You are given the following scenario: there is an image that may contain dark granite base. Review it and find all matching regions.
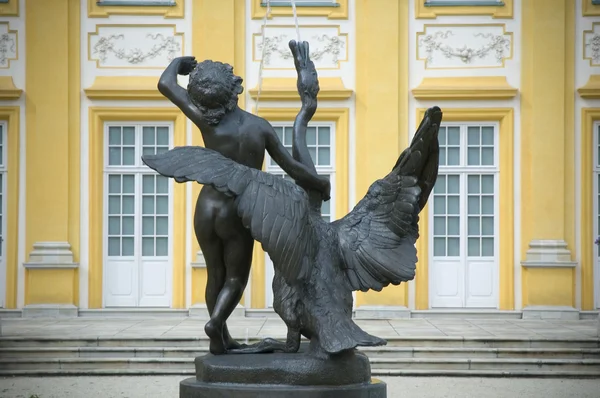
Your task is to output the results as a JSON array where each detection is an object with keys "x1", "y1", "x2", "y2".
[
  {"x1": 180, "y1": 377, "x2": 387, "y2": 398},
  {"x1": 180, "y1": 345, "x2": 386, "y2": 397}
]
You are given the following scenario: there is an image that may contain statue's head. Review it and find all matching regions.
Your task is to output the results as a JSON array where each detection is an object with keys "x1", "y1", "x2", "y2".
[{"x1": 187, "y1": 60, "x2": 244, "y2": 126}]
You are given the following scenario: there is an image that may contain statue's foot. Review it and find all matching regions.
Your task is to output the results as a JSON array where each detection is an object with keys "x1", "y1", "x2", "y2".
[
  {"x1": 227, "y1": 337, "x2": 289, "y2": 354},
  {"x1": 204, "y1": 319, "x2": 226, "y2": 355},
  {"x1": 224, "y1": 336, "x2": 246, "y2": 350}
]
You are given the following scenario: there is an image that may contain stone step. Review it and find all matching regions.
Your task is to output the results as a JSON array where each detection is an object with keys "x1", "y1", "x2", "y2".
[
  {"x1": 1, "y1": 357, "x2": 600, "y2": 373},
  {"x1": 2, "y1": 346, "x2": 599, "y2": 360},
  {"x1": 2, "y1": 336, "x2": 598, "y2": 349},
  {"x1": 2, "y1": 368, "x2": 599, "y2": 378}
]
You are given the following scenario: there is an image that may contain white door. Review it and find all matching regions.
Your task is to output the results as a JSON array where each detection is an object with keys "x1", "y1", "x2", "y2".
[
  {"x1": 0, "y1": 122, "x2": 6, "y2": 308},
  {"x1": 103, "y1": 124, "x2": 173, "y2": 307},
  {"x1": 429, "y1": 123, "x2": 499, "y2": 308},
  {"x1": 264, "y1": 123, "x2": 335, "y2": 307}
]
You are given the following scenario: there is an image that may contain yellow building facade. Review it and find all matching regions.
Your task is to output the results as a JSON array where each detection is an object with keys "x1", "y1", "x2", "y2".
[{"x1": 0, "y1": 0, "x2": 598, "y2": 319}]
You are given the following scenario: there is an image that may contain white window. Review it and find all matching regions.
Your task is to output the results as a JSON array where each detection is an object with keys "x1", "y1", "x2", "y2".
[
  {"x1": 265, "y1": 122, "x2": 335, "y2": 306},
  {"x1": 0, "y1": 122, "x2": 6, "y2": 308},
  {"x1": 425, "y1": 0, "x2": 503, "y2": 5},
  {"x1": 103, "y1": 123, "x2": 173, "y2": 307},
  {"x1": 594, "y1": 122, "x2": 600, "y2": 309},
  {"x1": 429, "y1": 123, "x2": 499, "y2": 308},
  {"x1": 97, "y1": 0, "x2": 175, "y2": 5},
  {"x1": 262, "y1": 0, "x2": 337, "y2": 6}
]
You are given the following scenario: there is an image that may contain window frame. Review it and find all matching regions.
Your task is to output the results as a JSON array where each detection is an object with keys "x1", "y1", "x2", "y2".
[
  {"x1": 430, "y1": 122, "x2": 500, "y2": 263},
  {"x1": 89, "y1": 107, "x2": 186, "y2": 309},
  {"x1": 87, "y1": 0, "x2": 184, "y2": 18},
  {"x1": 252, "y1": 0, "x2": 347, "y2": 19},
  {"x1": 415, "y1": 0, "x2": 512, "y2": 18},
  {"x1": 414, "y1": 108, "x2": 514, "y2": 311},
  {"x1": 102, "y1": 122, "x2": 174, "y2": 263}
]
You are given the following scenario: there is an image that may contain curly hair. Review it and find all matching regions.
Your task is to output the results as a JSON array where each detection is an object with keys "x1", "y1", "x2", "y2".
[{"x1": 187, "y1": 60, "x2": 244, "y2": 126}]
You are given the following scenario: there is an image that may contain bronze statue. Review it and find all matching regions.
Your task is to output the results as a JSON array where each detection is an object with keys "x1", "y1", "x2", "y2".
[
  {"x1": 145, "y1": 40, "x2": 442, "y2": 359},
  {"x1": 155, "y1": 47, "x2": 331, "y2": 355}
]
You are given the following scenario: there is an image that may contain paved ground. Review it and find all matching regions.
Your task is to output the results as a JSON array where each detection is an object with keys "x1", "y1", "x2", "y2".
[
  {"x1": 1, "y1": 317, "x2": 598, "y2": 339},
  {"x1": 0, "y1": 376, "x2": 599, "y2": 398}
]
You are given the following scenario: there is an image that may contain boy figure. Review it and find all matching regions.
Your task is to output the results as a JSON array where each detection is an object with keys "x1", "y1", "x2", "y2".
[{"x1": 157, "y1": 48, "x2": 330, "y2": 355}]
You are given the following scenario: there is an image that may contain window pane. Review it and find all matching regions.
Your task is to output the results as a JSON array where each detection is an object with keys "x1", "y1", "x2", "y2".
[
  {"x1": 306, "y1": 127, "x2": 316, "y2": 145},
  {"x1": 481, "y1": 126, "x2": 494, "y2": 145},
  {"x1": 434, "y1": 237, "x2": 445, "y2": 256},
  {"x1": 108, "y1": 216, "x2": 120, "y2": 235},
  {"x1": 156, "y1": 216, "x2": 168, "y2": 235},
  {"x1": 447, "y1": 175, "x2": 459, "y2": 194},
  {"x1": 482, "y1": 238, "x2": 494, "y2": 256},
  {"x1": 447, "y1": 127, "x2": 460, "y2": 145},
  {"x1": 122, "y1": 216, "x2": 134, "y2": 235},
  {"x1": 274, "y1": 126, "x2": 283, "y2": 142},
  {"x1": 481, "y1": 216, "x2": 494, "y2": 235},
  {"x1": 317, "y1": 148, "x2": 331, "y2": 166},
  {"x1": 122, "y1": 196, "x2": 135, "y2": 214},
  {"x1": 321, "y1": 198, "x2": 330, "y2": 216},
  {"x1": 434, "y1": 216, "x2": 446, "y2": 235},
  {"x1": 284, "y1": 127, "x2": 293, "y2": 145},
  {"x1": 142, "y1": 196, "x2": 154, "y2": 214},
  {"x1": 143, "y1": 147, "x2": 155, "y2": 156},
  {"x1": 108, "y1": 237, "x2": 120, "y2": 256},
  {"x1": 467, "y1": 148, "x2": 480, "y2": 166},
  {"x1": 109, "y1": 127, "x2": 121, "y2": 145},
  {"x1": 318, "y1": 127, "x2": 330, "y2": 145},
  {"x1": 482, "y1": 196, "x2": 494, "y2": 215},
  {"x1": 122, "y1": 237, "x2": 134, "y2": 256},
  {"x1": 142, "y1": 216, "x2": 154, "y2": 235},
  {"x1": 481, "y1": 148, "x2": 494, "y2": 166},
  {"x1": 447, "y1": 238, "x2": 460, "y2": 256},
  {"x1": 434, "y1": 175, "x2": 446, "y2": 194},
  {"x1": 122, "y1": 147, "x2": 135, "y2": 165},
  {"x1": 447, "y1": 196, "x2": 459, "y2": 214},
  {"x1": 143, "y1": 127, "x2": 155, "y2": 145},
  {"x1": 468, "y1": 216, "x2": 480, "y2": 235},
  {"x1": 156, "y1": 196, "x2": 168, "y2": 214},
  {"x1": 468, "y1": 175, "x2": 480, "y2": 194},
  {"x1": 122, "y1": 127, "x2": 135, "y2": 145},
  {"x1": 109, "y1": 175, "x2": 121, "y2": 194},
  {"x1": 433, "y1": 196, "x2": 445, "y2": 214},
  {"x1": 468, "y1": 237, "x2": 480, "y2": 257},
  {"x1": 447, "y1": 147, "x2": 460, "y2": 165},
  {"x1": 156, "y1": 237, "x2": 168, "y2": 256},
  {"x1": 143, "y1": 175, "x2": 155, "y2": 194},
  {"x1": 438, "y1": 127, "x2": 446, "y2": 146},
  {"x1": 309, "y1": 148, "x2": 316, "y2": 164},
  {"x1": 108, "y1": 196, "x2": 120, "y2": 214},
  {"x1": 447, "y1": 216, "x2": 460, "y2": 235},
  {"x1": 157, "y1": 127, "x2": 169, "y2": 145},
  {"x1": 467, "y1": 126, "x2": 480, "y2": 145},
  {"x1": 439, "y1": 148, "x2": 447, "y2": 166},
  {"x1": 468, "y1": 196, "x2": 480, "y2": 215},
  {"x1": 142, "y1": 237, "x2": 154, "y2": 256},
  {"x1": 156, "y1": 176, "x2": 168, "y2": 194},
  {"x1": 122, "y1": 175, "x2": 135, "y2": 194},
  {"x1": 109, "y1": 147, "x2": 121, "y2": 166},
  {"x1": 481, "y1": 175, "x2": 494, "y2": 194}
]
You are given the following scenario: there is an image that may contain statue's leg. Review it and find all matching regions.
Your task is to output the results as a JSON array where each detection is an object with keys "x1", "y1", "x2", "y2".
[
  {"x1": 195, "y1": 193, "x2": 239, "y2": 354},
  {"x1": 204, "y1": 231, "x2": 254, "y2": 354}
]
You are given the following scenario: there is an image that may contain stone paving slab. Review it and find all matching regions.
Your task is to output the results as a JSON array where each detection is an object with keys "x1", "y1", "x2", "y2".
[{"x1": 0, "y1": 317, "x2": 598, "y2": 339}]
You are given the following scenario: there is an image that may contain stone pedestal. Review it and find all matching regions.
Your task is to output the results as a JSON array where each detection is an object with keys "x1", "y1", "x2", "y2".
[{"x1": 180, "y1": 344, "x2": 386, "y2": 398}]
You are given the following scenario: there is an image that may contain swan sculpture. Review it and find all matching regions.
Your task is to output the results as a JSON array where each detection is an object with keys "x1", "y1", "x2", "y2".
[{"x1": 143, "y1": 40, "x2": 442, "y2": 359}]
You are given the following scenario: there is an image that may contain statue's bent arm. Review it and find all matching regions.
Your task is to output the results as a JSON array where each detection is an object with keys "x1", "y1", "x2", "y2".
[
  {"x1": 157, "y1": 57, "x2": 203, "y2": 127},
  {"x1": 264, "y1": 124, "x2": 330, "y2": 200}
]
